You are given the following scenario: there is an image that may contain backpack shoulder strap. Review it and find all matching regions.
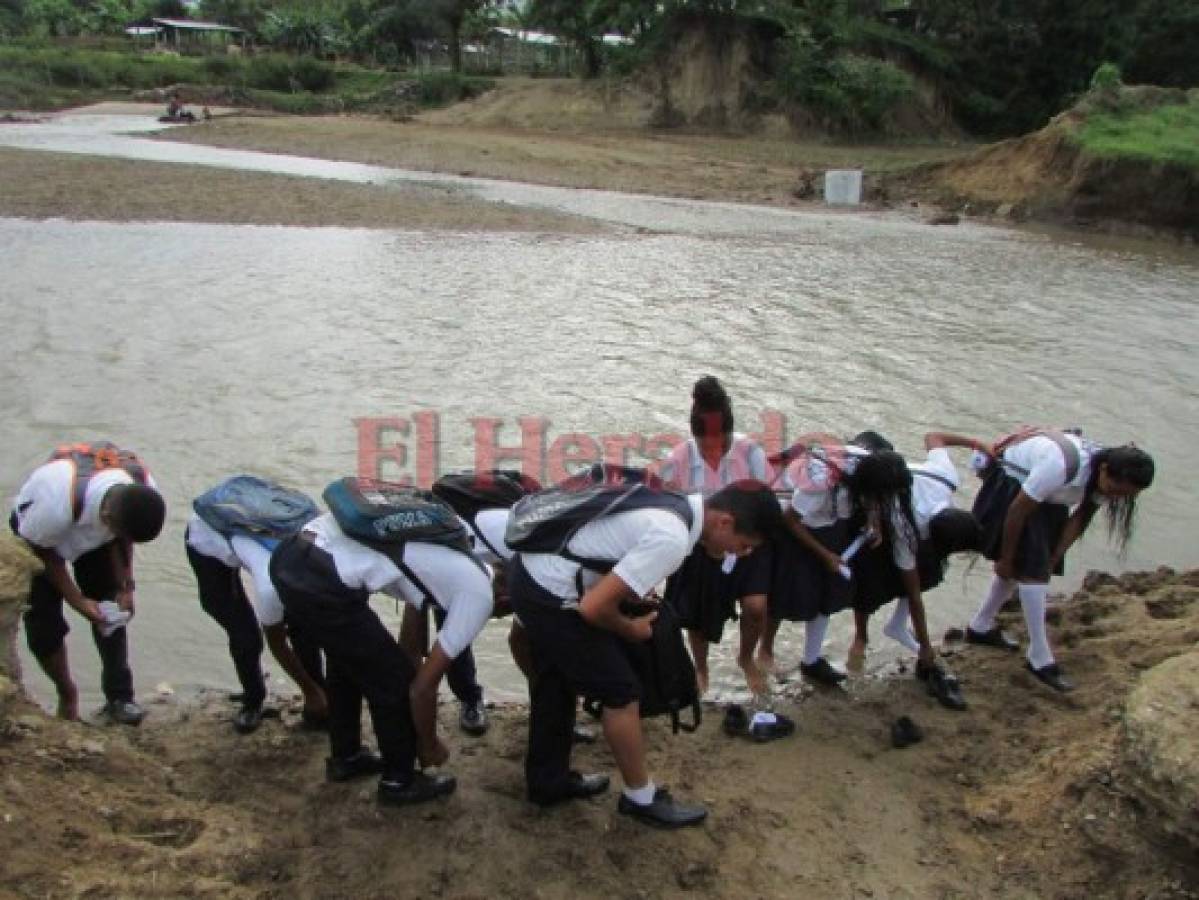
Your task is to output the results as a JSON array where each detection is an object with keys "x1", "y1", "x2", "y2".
[{"x1": 911, "y1": 467, "x2": 957, "y2": 492}]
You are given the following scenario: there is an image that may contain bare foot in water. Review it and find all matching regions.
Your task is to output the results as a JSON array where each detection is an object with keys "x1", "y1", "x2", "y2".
[
  {"x1": 847, "y1": 638, "x2": 867, "y2": 674},
  {"x1": 738, "y1": 654, "x2": 768, "y2": 696}
]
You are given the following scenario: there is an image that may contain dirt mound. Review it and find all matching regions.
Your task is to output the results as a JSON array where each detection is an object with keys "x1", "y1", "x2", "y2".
[
  {"x1": 891, "y1": 86, "x2": 1199, "y2": 237},
  {"x1": 0, "y1": 531, "x2": 41, "y2": 713}
]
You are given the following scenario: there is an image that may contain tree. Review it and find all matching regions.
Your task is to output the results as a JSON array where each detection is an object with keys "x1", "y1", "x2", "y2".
[{"x1": 525, "y1": 0, "x2": 627, "y2": 77}]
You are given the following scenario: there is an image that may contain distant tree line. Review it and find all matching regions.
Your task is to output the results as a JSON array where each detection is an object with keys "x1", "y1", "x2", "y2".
[{"x1": 1, "y1": 0, "x2": 1196, "y2": 135}]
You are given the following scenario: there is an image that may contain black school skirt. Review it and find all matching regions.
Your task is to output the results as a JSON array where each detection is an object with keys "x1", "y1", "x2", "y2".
[
  {"x1": 768, "y1": 519, "x2": 853, "y2": 622},
  {"x1": 973, "y1": 467, "x2": 1069, "y2": 582},
  {"x1": 850, "y1": 539, "x2": 946, "y2": 616},
  {"x1": 665, "y1": 542, "x2": 775, "y2": 643}
]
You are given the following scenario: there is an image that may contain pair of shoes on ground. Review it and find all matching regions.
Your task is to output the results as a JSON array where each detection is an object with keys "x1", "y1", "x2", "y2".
[
  {"x1": 103, "y1": 699, "x2": 145, "y2": 726},
  {"x1": 617, "y1": 787, "x2": 707, "y2": 829},
  {"x1": 459, "y1": 700, "x2": 489, "y2": 736},
  {"x1": 800, "y1": 656, "x2": 846, "y2": 687},
  {"x1": 891, "y1": 715, "x2": 923, "y2": 749},
  {"x1": 528, "y1": 771, "x2": 611, "y2": 807},
  {"x1": 233, "y1": 705, "x2": 263, "y2": 734},
  {"x1": 915, "y1": 661, "x2": 968, "y2": 711},
  {"x1": 722, "y1": 704, "x2": 795, "y2": 743}
]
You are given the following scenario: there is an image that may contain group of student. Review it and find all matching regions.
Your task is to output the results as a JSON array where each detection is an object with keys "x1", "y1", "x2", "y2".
[{"x1": 8, "y1": 380, "x2": 1156, "y2": 828}]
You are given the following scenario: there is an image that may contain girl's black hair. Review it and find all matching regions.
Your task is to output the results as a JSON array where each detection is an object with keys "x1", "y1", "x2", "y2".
[
  {"x1": 708, "y1": 479, "x2": 785, "y2": 540},
  {"x1": 690, "y1": 375, "x2": 734, "y2": 440},
  {"x1": 850, "y1": 430, "x2": 894, "y2": 453},
  {"x1": 929, "y1": 508, "x2": 983, "y2": 556},
  {"x1": 1082, "y1": 445, "x2": 1155, "y2": 553},
  {"x1": 845, "y1": 450, "x2": 919, "y2": 558}
]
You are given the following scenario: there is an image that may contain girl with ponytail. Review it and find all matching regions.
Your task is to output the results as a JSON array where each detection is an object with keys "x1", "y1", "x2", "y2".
[{"x1": 966, "y1": 431, "x2": 1155, "y2": 692}]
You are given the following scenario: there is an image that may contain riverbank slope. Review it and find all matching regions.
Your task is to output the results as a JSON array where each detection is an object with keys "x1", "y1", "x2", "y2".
[
  {"x1": 890, "y1": 85, "x2": 1199, "y2": 239},
  {"x1": 2, "y1": 530, "x2": 1196, "y2": 897}
]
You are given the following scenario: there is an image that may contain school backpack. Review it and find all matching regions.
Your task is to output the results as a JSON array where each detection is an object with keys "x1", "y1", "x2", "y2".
[
  {"x1": 193, "y1": 475, "x2": 318, "y2": 548},
  {"x1": 582, "y1": 598, "x2": 702, "y2": 735},
  {"x1": 322, "y1": 477, "x2": 484, "y2": 603},
  {"x1": 504, "y1": 463, "x2": 693, "y2": 571},
  {"x1": 431, "y1": 469, "x2": 542, "y2": 559},
  {"x1": 990, "y1": 428, "x2": 1085, "y2": 483},
  {"x1": 49, "y1": 441, "x2": 150, "y2": 521}
]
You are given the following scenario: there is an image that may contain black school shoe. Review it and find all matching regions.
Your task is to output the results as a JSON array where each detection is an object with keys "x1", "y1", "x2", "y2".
[
  {"x1": 617, "y1": 788, "x2": 707, "y2": 829},
  {"x1": 965, "y1": 626, "x2": 1020, "y2": 651},
  {"x1": 1026, "y1": 661, "x2": 1075, "y2": 693},
  {"x1": 722, "y1": 704, "x2": 749, "y2": 737},
  {"x1": 378, "y1": 772, "x2": 457, "y2": 806},
  {"x1": 800, "y1": 657, "x2": 847, "y2": 687},
  {"x1": 528, "y1": 771, "x2": 611, "y2": 807},
  {"x1": 915, "y1": 661, "x2": 968, "y2": 711},
  {"x1": 233, "y1": 705, "x2": 264, "y2": 735},
  {"x1": 325, "y1": 748, "x2": 385, "y2": 782},
  {"x1": 891, "y1": 715, "x2": 923, "y2": 749},
  {"x1": 459, "y1": 700, "x2": 489, "y2": 736},
  {"x1": 571, "y1": 724, "x2": 597, "y2": 745}
]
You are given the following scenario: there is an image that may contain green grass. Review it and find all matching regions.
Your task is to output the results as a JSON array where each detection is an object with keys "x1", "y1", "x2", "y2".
[{"x1": 1076, "y1": 99, "x2": 1199, "y2": 168}]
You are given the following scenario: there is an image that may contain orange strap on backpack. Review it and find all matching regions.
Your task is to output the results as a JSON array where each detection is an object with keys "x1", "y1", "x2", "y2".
[{"x1": 49, "y1": 441, "x2": 150, "y2": 522}]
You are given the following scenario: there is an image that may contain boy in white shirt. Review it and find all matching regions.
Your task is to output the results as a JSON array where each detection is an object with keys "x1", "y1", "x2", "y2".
[
  {"x1": 10, "y1": 444, "x2": 165, "y2": 723},
  {"x1": 269, "y1": 502, "x2": 495, "y2": 805},
  {"x1": 509, "y1": 479, "x2": 782, "y2": 828}
]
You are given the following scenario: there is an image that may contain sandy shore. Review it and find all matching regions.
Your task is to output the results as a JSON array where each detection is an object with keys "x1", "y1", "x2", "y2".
[
  {"x1": 0, "y1": 91, "x2": 969, "y2": 229},
  {"x1": 3, "y1": 566, "x2": 1196, "y2": 898},
  {"x1": 0, "y1": 147, "x2": 604, "y2": 233}
]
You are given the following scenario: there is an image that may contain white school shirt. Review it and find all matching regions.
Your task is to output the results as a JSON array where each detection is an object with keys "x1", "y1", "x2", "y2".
[
  {"x1": 1001, "y1": 433, "x2": 1095, "y2": 507},
  {"x1": 185, "y1": 514, "x2": 285, "y2": 626},
  {"x1": 658, "y1": 434, "x2": 769, "y2": 494},
  {"x1": 908, "y1": 447, "x2": 961, "y2": 540},
  {"x1": 520, "y1": 493, "x2": 705, "y2": 604},
  {"x1": 468, "y1": 508, "x2": 514, "y2": 565},
  {"x1": 12, "y1": 459, "x2": 160, "y2": 563},
  {"x1": 789, "y1": 445, "x2": 917, "y2": 570},
  {"x1": 302, "y1": 514, "x2": 492, "y2": 659}
]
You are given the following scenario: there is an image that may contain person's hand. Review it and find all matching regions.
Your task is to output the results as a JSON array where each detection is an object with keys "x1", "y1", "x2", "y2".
[
  {"x1": 418, "y1": 736, "x2": 449, "y2": 769},
  {"x1": 994, "y1": 558, "x2": 1015, "y2": 580},
  {"x1": 623, "y1": 610, "x2": 658, "y2": 643},
  {"x1": 115, "y1": 589, "x2": 136, "y2": 617},
  {"x1": 80, "y1": 597, "x2": 105, "y2": 625},
  {"x1": 823, "y1": 551, "x2": 845, "y2": 575}
]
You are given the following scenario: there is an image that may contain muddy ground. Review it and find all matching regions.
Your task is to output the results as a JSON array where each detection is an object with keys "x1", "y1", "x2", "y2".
[{"x1": 2, "y1": 566, "x2": 1196, "y2": 899}]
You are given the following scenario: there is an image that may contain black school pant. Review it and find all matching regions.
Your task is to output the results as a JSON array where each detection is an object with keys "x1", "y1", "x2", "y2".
[
  {"x1": 508, "y1": 557, "x2": 640, "y2": 798},
  {"x1": 270, "y1": 535, "x2": 416, "y2": 782},
  {"x1": 185, "y1": 535, "x2": 325, "y2": 710},
  {"x1": 19, "y1": 531, "x2": 134, "y2": 704}
]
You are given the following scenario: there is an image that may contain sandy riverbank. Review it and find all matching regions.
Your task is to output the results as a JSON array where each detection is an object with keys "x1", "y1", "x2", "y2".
[
  {"x1": 0, "y1": 95, "x2": 968, "y2": 229},
  {"x1": 2, "y1": 539, "x2": 1196, "y2": 898}
]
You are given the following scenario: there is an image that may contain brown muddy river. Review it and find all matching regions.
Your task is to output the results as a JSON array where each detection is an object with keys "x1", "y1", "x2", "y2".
[{"x1": 2, "y1": 112, "x2": 1197, "y2": 710}]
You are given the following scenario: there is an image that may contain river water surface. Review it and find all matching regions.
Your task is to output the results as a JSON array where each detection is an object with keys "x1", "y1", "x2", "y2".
[{"x1": 2, "y1": 111, "x2": 1197, "y2": 710}]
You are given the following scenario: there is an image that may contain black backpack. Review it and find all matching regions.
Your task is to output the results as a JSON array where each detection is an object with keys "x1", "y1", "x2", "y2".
[
  {"x1": 583, "y1": 598, "x2": 702, "y2": 734},
  {"x1": 322, "y1": 477, "x2": 484, "y2": 603},
  {"x1": 431, "y1": 469, "x2": 542, "y2": 559},
  {"x1": 505, "y1": 464, "x2": 693, "y2": 573}
]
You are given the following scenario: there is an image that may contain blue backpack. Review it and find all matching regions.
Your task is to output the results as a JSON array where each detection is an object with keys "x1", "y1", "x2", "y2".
[{"x1": 193, "y1": 475, "x2": 318, "y2": 549}]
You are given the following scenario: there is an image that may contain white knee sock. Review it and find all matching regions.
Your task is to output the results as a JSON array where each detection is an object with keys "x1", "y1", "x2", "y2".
[
  {"x1": 803, "y1": 615, "x2": 829, "y2": 665},
  {"x1": 1019, "y1": 583, "x2": 1054, "y2": 669},
  {"x1": 883, "y1": 600, "x2": 922, "y2": 653},
  {"x1": 970, "y1": 575, "x2": 1017, "y2": 633}
]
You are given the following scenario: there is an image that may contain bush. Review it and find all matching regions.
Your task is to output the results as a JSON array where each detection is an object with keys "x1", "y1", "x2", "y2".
[
  {"x1": 1091, "y1": 61, "x2": 1123, "y2": 91},
  {"x1": 291, "y1": 55, "x2": 335, "y2": 92},
  {"x1": 410, "y1": 71, "x2": 491, "y2": 107}
]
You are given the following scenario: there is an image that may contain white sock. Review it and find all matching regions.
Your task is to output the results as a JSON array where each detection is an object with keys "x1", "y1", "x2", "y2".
[
  {"x1": 883, "y1": 600, "x2": 922, "y2": 654},
  {"x1": 623, "y1": 780, "x2": 657, "y2": 805},
  {"x1": 1019, "y1": 583, "x2": 1054, "y2": 669},
  {"x1": 803, "y1": 615, "x2": 829, "y2": 665},
  {"x1": 970, "y1": 576, "x2": 1017, "y2": 633}
]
